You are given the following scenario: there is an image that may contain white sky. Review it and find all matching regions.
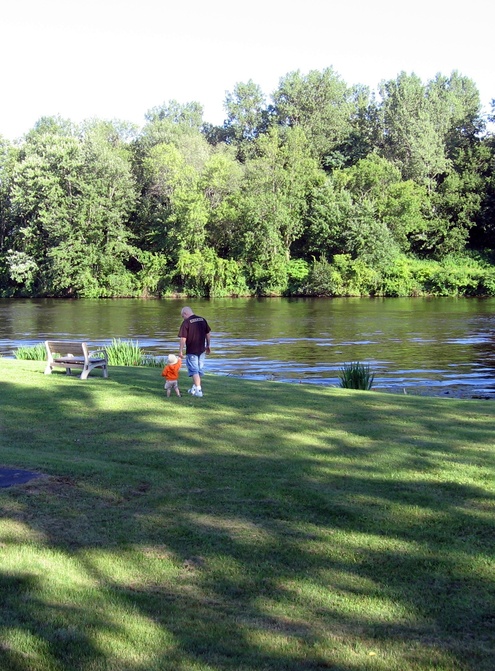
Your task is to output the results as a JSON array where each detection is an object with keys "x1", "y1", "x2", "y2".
[{"x1": 1, "y1": 0, "x2": 493, "y2": 140}]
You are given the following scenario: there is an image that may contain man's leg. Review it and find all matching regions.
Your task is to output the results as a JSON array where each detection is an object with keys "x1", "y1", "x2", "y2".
[
  {"x1": 194, "y1": 353, "x2": 206, "y2": 395},
  {"x1": 186, "y1": 354, "x2": 205, "y2": 395}
]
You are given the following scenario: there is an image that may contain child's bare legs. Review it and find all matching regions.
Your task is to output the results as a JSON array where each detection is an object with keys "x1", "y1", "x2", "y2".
[{"x1": 175, "y1": 387, "x2": 181, "y2": 397}]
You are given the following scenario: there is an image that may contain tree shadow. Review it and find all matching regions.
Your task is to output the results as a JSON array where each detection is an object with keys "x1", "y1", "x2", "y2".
[{"x1": 0, "y1": 368, "x2": 494, "y2": 670}]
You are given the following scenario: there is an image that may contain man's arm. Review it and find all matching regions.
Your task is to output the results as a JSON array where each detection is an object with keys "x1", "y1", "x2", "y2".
[
  {"x1": 179, "y1": 337, "x2": 186, "y2": 357},
  {"x1": 205, "y1": 332, "x2": 211, "y2": 354}
]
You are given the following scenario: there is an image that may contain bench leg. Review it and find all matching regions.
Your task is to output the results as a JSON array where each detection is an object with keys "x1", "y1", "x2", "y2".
[{"x1": 44, "y1": 365, "x2": 52, "y2": 375}]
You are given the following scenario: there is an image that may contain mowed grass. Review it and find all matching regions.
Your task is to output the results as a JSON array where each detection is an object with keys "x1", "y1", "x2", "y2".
[{"x1": 0, "y1": 359, "x2": 494, "y2": 671}]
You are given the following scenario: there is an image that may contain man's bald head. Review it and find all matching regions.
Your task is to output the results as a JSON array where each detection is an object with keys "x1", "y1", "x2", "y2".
[{"x1": 181, "y1": 306, "x2": 193, "y2": 319}]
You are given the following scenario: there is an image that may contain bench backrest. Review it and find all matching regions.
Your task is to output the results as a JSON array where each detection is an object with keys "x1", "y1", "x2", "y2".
[{"x1": 45, "y1": 341, "x2": 89, "y2": 360}]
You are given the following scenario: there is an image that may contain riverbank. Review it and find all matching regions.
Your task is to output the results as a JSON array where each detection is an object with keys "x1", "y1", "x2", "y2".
[{"x1": 0, "y1": 359, "x2": 494, "y2": 671}]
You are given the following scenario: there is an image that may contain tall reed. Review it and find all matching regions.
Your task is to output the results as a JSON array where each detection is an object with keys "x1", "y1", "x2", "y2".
[
  {"x1": 105, "y1": 339, "x2": 161, "y2": 367},
  {"x1": 339, "y1": 361, "x2": 374, "y2": 390},
  {"x1": 14, "y1": 342, "x2": 47, "y2": 360}
]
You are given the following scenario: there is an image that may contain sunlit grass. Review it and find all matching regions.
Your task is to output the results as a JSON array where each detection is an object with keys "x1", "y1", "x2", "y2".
[{"x1": 0, "y1": 358, "x2": 494, "y2": 671}]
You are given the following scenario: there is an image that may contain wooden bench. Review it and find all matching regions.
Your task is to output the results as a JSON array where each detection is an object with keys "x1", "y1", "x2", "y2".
[{"x1": 44, "y1": 341, "x2": 108, "y2": 380}]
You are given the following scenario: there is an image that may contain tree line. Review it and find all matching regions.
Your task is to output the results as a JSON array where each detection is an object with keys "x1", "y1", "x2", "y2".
[{"x1": 1, "y1": 68, "x2": 495, "y2": 298}]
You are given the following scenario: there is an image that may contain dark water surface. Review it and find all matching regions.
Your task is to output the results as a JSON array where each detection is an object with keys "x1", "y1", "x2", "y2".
[{"x1": 2, "y1": 296, "x2": 495, "y2": 396}]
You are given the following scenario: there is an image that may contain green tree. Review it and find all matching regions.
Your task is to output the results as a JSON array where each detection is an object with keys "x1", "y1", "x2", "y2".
[
  {"x1": 230, "y1": 126, "x2": 323, "y2": 293},
  {"x1": 236, "y1": 127, "x2": 323, "y2": 258},
  {"x1": 426, "y1": 71, "x2": 485, "y2": 158},
  {"x1": 10, "y1": 125, "x2": 137, "y2": 296},
  {"x1": 303, "y1": 155, "x2": 427, "y2": 264},
  {"x1": 379, "y1": 72, "x2": 450, "y2": 190},
  {"x1": 200, "y1": 147, "x2": 244, "y2": 257},
  {"x1": 0, "y1": 137, "x2": 17, "y2": 253},
  {"x1": 145, "y1": 100, "x2": 204, "y2": 130},
  {"x1": 223, "y1": 80, "x2": 268, "y2": 159},
  {"x1": 335, "y1": 153, "x2": 429, "y2": 252},
  {"x1": 271, "y1": 68, "x2": 355, "y2": 166},
  {"x1": 142, "y1": 142, "x2": 209, "y2": 257}
]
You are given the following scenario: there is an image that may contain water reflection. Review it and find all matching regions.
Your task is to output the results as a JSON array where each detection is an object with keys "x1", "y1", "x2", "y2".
[{"x1": 1, "y1": 297, "x2": 495, "y2": 396}]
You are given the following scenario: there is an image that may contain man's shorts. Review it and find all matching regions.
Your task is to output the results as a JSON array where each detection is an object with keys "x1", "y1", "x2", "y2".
[
  {"x1": 164, "y1": 380, "x2": 179, "y2": 390},
  {"x1": 185, "y1": 352, "x2": 206, "y2": 377}
]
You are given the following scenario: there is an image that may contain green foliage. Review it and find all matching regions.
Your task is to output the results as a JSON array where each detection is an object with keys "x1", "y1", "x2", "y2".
[
  {"x1": 301, "y1": 257, "x2": 343, "y2": 296},
  {"x1": 176, "y1": 247, "x2": 249, "y2": 297},
  {"x1": 425, "y1": 256, "x2": 484, "y2": 296},
  {"x1": 378, "y1": 254, "x2": 495, "y2": 297},
  {"x1": 8, "y1": 125, "x2": 138, "y2": 296},
  {"x1": 145, "y1": 99, "x2": 204, "y2": 129},
  {"x1": 339, "y1": 361, "x2": 375, "y2": 390},
  {"x1": 5, "y1": 250, "x2": 38, "y2": 291},
  {"x1": 13, "y1": 342, "x2": 46, "y2": 360},
  {"x1": 105, "y1": 339, "x2": 159, "y2": 367},
  {"x1": 286, "y1": 258, "x2": 310, "y2": 294},
  {"x1": 379, "y1": 72, "x2": 451, "y2": 189},
  {"x1": 223, "y1": 80, "x2": 267, "y2": 157},
  {"x1": 300, "y1": 255, "x2": 383, "y2": 297},
  {"x1": 272, "y1": 67, "x2": 356, "y2": 164},
  {"x1": 0, "y1": 67, "x2": 494, "y2": 299}
]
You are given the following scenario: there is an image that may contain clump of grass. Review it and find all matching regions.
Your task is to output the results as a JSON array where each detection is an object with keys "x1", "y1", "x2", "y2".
[
  {"x1": 13, "y1": 342, "x2": 46, "y2": 360},
  {"x1": 105, "y1": 338, "x2": 144, "y2": 366},
  {"x1": 339, "y1": 361, "x2": 374, "y2": 390},
  {"x1": 105, "y1": 338, "x2": 161, "y2": 367}
]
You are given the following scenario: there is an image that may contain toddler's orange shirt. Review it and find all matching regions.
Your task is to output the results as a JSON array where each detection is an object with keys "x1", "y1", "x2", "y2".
[{"x1": 162, "y1": 359, "x2": 182, "y2": 381}]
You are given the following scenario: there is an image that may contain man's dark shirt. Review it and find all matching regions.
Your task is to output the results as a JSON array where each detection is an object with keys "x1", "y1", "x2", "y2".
[{"x1": 178, "y1": 315, "x2": 211, "y2": 355}]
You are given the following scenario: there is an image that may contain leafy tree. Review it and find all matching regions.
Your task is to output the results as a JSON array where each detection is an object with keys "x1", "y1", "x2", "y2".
[
  {"x1": 335, "y1": 153, "x2": 429, "y2": 251},
  {"x1": 233, "y1": 126, "x2": 323, "y2": 278},
  {"x1": 303, "y1": 155, "x2": 426, "y2": 264},
  {"x1": 337, "y1": 86, "x2": 382, "y2": 167},
  {"x1": 200, "y1": 147, "x2": 244, "y2": 257},
  {"x1": 271, "y1": 68, "x2": 355, "y2": 166},
  {"x1": 426, "y1": 71, "x2": 485, "y2": 157},
  {"x1": 301, "y1": 176, "x2": 353, "y2": 260},
  {"x1": 0, "y1": 137, "x2": 17, "y2": 254},
  {"x1": 467, "y1": 132, "x2": 495, "y2": 249},
  {"x1": 142, "y1": 142, "x2": 208, "y2": 257},
  {"x1": 223, "y1": 80, "x2": 268, "y2": 159},
  {"x1": 9, "y1": 126, "x2": 137, "y2": 296},
  {"x1": 24, "y1": 115, "x2": 76, "y2": 141},
  {"x1": 132, "y1": 116, "x2": 214, "y2": 257},
  {"x1": 379, "y1": 72, "x2": 450, "y2": 190},
  {"x1": 10, "y1": 134, "x2": 85, "y2": 292},
  {"x1": 145, "y1": 100, "x2": 204, "y2": 130}
]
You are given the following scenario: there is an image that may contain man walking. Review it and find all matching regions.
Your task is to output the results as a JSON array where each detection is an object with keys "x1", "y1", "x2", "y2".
[{"x1": 178, "y1": 306, "x2": 211, "y2": 397}]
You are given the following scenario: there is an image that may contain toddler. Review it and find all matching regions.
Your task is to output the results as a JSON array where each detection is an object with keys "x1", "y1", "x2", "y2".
[{"x1": 162, "y1": 354, "x2": 182, "y2": 397}]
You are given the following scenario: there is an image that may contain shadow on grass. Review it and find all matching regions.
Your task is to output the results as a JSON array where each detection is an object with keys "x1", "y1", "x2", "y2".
[{"x1": 0, "y1": 364, "x2": 494, "y2": 670}]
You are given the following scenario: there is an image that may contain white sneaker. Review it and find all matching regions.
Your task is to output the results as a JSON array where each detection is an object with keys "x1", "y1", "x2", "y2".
[
  {"x1": 187, "y1": 386, "x2": 197, "y2": 395},
  {"x1": 195, "y1": 389, "x2": 203, "y2": 397}
]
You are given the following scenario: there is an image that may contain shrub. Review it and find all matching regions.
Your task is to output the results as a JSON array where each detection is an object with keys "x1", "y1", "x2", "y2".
[
  {"x1": 286, "y1": 259, "x2": 310, "y2": 295},
  {"x1": 302, "y1": 257, "x2": 343, "y2": 296},
  {"x1": 339, "y1": 361, "x2": 374, "y2": 390}
]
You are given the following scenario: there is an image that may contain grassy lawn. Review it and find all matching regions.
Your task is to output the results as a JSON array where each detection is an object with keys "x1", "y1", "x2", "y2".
[{"x1": 0, "y1": 358, "x2": 494, "y2": 671}]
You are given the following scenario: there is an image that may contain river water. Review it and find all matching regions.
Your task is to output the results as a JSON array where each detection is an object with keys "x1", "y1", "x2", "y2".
[{"x1": 2, "y1": 296, "x2": 495, "y2": 396}]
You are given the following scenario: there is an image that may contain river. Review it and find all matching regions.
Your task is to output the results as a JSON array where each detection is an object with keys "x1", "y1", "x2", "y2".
[{"x1": 1, "y1": 296, "x2": 495, "y2": 397}]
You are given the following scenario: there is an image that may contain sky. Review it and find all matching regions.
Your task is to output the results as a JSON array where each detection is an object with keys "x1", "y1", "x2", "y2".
[{"x1": 1, "y1": 0, "x2": 494, "y2": 140}]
